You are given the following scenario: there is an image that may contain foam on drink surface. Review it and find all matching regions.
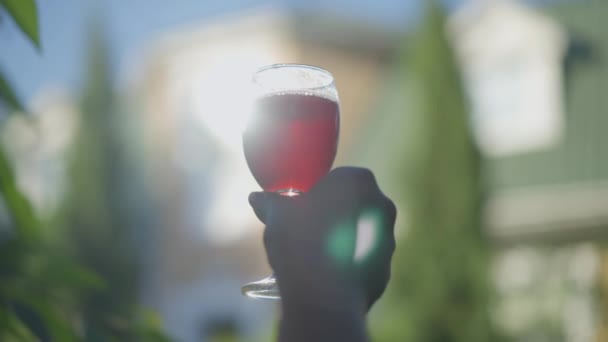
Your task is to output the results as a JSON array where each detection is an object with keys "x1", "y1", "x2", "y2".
[{"x1": 257, "y1": 89, "x2": 339, "y2": 105}]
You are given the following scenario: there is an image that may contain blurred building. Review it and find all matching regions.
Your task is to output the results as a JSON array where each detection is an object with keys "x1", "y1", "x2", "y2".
[
  {"x1": 454, "y1": 0, "x2": 608, "y2": 249},
  {"x1": 480, "y1": 2, "x2": 608, "y2": 341},
  {"x1": 450, "y1": 0, "x2": 567, "y2": 157}
]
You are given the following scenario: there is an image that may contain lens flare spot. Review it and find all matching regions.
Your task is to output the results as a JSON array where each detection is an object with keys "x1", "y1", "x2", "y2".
[
  {"x1": 327, "y1": 222, "x2": 356, "y2": 266},
  {"x1": 354, "y1": 209, "x2": 380, "y2": 262},
  {"x1": 327, "y1": 208, "x2": 383, "y2": 267}
]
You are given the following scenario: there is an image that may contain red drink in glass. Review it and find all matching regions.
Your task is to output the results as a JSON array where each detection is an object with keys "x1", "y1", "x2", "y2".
[
  {"x1": 241, "y1": 64, "x2": 339, "y2": 300},
  {"x1": 243, "y1": 92, "x2": 339, "y2": 193}
]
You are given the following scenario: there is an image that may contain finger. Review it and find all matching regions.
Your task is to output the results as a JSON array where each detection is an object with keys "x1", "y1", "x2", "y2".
[
  {"x1": 249, "y1": 191, "x2": 305, "y2": 224},
  {"x1": 328, "y1": 167, "x2": 375, "y2": 183},
  {"x1": 377, "y1": 194, "x2": 397, "y2": 254},
  {"x1": 248, "y1": 192, "x2": 268, "y2": 222},
  {"x1": 309, "y1": 168, "x2": 381, "y2": 209},
  {"x1": 263, "y1": 224, "x2": 279, "y2": 271},
  {"x1": 383, "y1": 195, "x2": 397, "y2": 234},
  {"x1": 248, "y1": 192, "x2": 284, "y2": 223},
  {"x1": 312, "y1": 167, "x2": 377, "y2": 193},
  {"x1": 256, "y1": 193, "x2": 307, "y2": 271}
]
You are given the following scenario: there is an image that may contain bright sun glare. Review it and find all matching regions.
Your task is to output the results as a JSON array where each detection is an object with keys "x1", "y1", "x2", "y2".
[{"x1": 175, "y1": 33, "x2": 291, "y2": 244}]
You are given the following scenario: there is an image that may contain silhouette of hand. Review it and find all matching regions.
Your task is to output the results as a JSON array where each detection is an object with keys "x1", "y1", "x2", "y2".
[{"x1": 249, "y1": 167, "x2": 396, "y2": 311}]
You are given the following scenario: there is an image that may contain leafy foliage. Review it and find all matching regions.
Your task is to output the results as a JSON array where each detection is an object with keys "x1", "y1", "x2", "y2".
[
  {"x1": 0, "y1": 144, "x2": 39, "y2": 242},
  {"x1": 0, "y1": 130, "x2": 102, "y2": 340},
  {"x1": 0, "y1": 1, "x2": 90, "y2": 340},
  {"x1": 0, "y1": 0, "x2": 39, "y2": 111},
  {"x1": 0, "y1": 2, "x2": 170, "y2": 340},
  {"x1": 0, "y1": 0, "x2": 40, "y2": 49},
  {"x1": 0, "y1": 0, "x2": 39, "y2": 113},
  {"x1": 0, "y1": 70, "x2": 24, "y2": 112}
]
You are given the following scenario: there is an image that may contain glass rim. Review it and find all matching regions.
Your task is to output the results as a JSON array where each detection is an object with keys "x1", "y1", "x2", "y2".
[{"x1": 252, "y1": 63, "x2": 335, "y2": 91}]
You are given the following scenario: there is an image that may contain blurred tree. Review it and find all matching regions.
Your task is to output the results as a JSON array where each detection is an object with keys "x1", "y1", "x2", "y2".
[
  {"x1": 53, "y1": 23, "x2": 168, "y2": 341},
  {"x1": 373, "y1": 2, "x2": 501, "y2": 341}
]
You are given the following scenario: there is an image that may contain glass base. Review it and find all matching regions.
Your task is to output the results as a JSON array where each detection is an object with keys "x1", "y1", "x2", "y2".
[{"x1": 241, "y1": 275, "x2": 281, "y2": 300}]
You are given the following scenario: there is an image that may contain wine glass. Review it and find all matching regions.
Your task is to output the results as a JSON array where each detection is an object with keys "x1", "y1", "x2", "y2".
[{"x1": 241, "y1": 64, "x2": 340, "y2": 299}]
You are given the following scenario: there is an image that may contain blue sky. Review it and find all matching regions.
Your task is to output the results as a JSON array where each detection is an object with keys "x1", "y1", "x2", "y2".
[
  {"x1": 0, "y1": 0, "x2": 425, "y2": 107},
  {"x1": 0, "y1": 0, "x2": 556, "y2": 106}
]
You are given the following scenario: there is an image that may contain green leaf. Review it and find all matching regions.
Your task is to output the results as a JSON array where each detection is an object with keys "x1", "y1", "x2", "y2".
[
  {"x1": 1, "y1": 309, "x2": 38, "y2": 341},
  {"x1": 0, "y1": 143, "x2": 40, "y2": 243},
  {"x1": 15, "y1": 297, "x2": 78, "y2": 342},
  {"x1": 0, "y1": 69, "x2": 24, "y2": 112},
  {"x1": 38, "y1": 253, "x2": 105, "y2": 291},
  {"x1": 136, "y1": 310, "x2": 172, "y2": 342},
  {"x1": 0, "y1": 0, "x2": 40, "y2": 50}
]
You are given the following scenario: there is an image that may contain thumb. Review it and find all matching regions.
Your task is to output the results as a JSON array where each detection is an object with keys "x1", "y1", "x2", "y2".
[
  {"x1": 249, "y1": 191, "x2": 306, "y2": 224},
  {"x1": 248, "y1": 192, "x2": 284, "y2": 224}
]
